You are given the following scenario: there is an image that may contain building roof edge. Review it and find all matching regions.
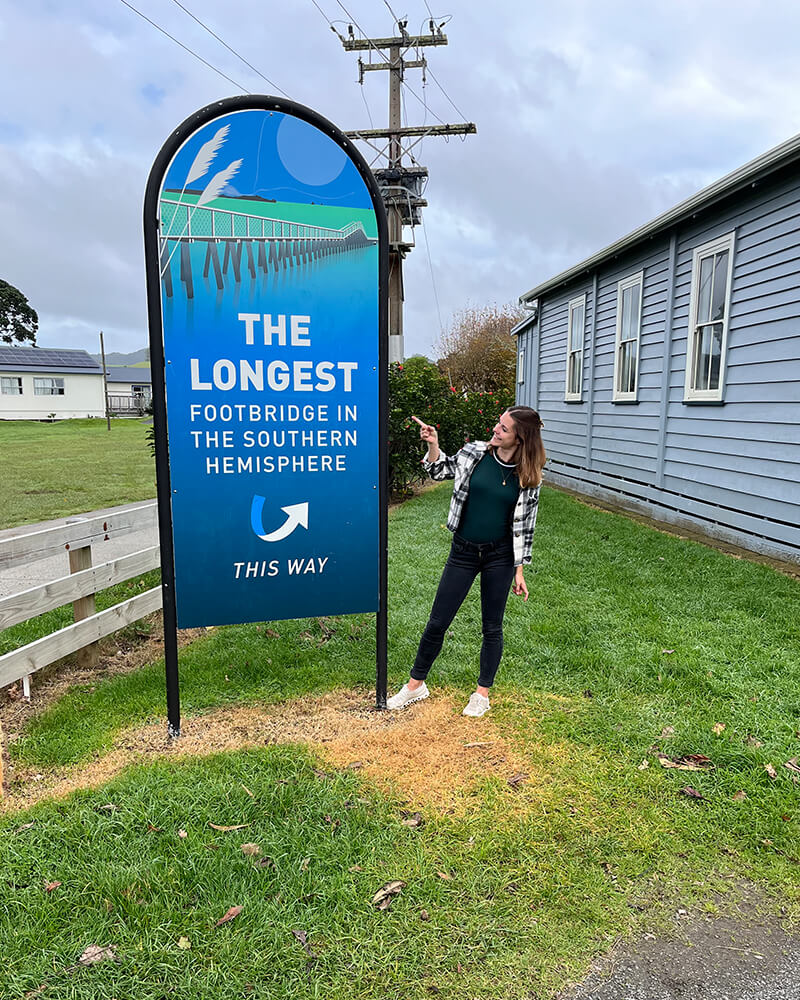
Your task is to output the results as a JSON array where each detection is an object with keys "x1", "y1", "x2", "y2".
[{"x1": 520, "y1": 131, "x2": 800, "y2": 303}]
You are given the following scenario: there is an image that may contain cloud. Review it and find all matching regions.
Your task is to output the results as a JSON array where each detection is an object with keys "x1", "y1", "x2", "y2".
[{"x1": 3, "y1": 0, "x2": 800, "y2": 361}]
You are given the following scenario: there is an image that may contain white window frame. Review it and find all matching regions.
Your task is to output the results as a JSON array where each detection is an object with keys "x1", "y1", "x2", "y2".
[
  {"x1": 33, "y1": 377, "x2": 65, "y2": 396},
  {"x1": 684, "y1": 232, "x2": 735, "y2": 403},
  {"x1": 1, "y1": 376, "x2": 23, "y2": 395},
  {"x1": 517, "y1": 349, "x2": 525, "y2": 385},
  {"x1": 612, "y1": 270, "x2": 644, "y2": 402},
  {"x1": 564, "y1": 294, "x2": 586, "y2": 401}
]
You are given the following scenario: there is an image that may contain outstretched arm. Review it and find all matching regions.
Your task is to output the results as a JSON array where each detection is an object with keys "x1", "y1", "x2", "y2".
[{"x1": 411, "y1": 415, "x2": 440, "y2": 463}]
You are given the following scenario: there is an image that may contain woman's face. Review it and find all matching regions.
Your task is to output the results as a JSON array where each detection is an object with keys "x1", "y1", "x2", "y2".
[{"x1": 491, "y1": 411, "x2": 517, "y2": 450}]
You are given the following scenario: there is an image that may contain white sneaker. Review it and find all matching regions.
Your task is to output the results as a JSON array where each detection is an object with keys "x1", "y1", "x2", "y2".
[
  {"x1": 387, "y1": 682, "x2": 430, "y2": 711},
  {"x1": 462, "y1": 692, "x2": 490, "y2": 718}
]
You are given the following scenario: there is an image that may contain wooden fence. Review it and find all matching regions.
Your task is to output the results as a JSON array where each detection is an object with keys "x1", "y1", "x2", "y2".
[{"x1": 0, "y1": 502, "x2": 162, "y2": 698}]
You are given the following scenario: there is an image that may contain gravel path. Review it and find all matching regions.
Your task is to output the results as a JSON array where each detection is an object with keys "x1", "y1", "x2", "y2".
[{"x1": 556, "y1": 895, "x2": 800, "y2": 1000}]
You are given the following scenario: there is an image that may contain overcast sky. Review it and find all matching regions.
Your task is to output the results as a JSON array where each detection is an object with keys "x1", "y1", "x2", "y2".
[{"x1": 2, "y1": 0, "x2": 800, "y2": 360}]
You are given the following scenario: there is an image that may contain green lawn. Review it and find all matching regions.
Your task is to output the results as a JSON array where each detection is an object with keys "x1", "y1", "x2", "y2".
[
  {"x1": 0, "y1": 418, "x2": 155, "y2": 529},
  {"x1": 2, "y1": 484, "x2": 799, "y2": 998},
  {"x1": 0, "y1": 570, "x2": 161, "y2": 657}
]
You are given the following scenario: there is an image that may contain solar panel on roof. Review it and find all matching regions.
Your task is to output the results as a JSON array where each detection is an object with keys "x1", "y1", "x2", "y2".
[
  {"x1": 45, "y1": 351, "x2": 95, "y2": 367},
  {"x1": 0, "y1": 346, "x2": 102, "y2": 370}
]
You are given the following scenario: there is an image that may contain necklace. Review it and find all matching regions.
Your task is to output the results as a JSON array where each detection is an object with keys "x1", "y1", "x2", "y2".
[{"x1": 492, "y1": 450, "x2": 517, "y2": 487}]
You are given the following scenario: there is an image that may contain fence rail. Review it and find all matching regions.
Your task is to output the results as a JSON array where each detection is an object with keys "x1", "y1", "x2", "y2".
[
  {"x1": 0, "y1": 502, "x2": 157, "y2": 571},
  {"x1": 0, "y1": 588, "x2": 162, "y2": 689},
  {"x1": 0, "y1": 502, "x2": 162, "y2": 697}
]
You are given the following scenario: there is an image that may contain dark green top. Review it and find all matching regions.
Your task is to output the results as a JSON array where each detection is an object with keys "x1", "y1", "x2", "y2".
[{"x1": 457, "y1": 451, "x2": 520, "y2": 543}]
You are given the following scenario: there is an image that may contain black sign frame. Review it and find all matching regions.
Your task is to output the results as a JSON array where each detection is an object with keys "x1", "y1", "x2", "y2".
[{"x1": 143, "y1": 95, "x2": 389, "y2": 736}]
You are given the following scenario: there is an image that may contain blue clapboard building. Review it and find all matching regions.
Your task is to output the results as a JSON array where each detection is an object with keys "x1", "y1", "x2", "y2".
[{"x1": 514, "y1": 134, "x2": 800, "y2": 565}]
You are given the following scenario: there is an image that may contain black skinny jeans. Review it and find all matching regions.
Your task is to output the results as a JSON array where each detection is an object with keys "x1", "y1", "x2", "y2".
[{"x1": 410, "y1": 534, "x2": 516, "y2": 689}]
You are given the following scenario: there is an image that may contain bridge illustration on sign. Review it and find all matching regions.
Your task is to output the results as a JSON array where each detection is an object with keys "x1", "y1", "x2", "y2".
[
  {"x1": 157, "y1": 124, "x2": 377, "y2": 301},
  {"x1": 159, "y1": 197, "x2": 376, "y2": 300},
  {"x1": 250, "y1": 495, "x2": 309, "y2": 542}
]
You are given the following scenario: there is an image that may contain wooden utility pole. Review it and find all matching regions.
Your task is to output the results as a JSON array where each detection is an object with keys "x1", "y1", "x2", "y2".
[
  {"x1": 340, "y1": 20, "x2": 475, "y2": 363},
  {"x1": 99, "y1": 330, "x2": 111, "y2": 431}
]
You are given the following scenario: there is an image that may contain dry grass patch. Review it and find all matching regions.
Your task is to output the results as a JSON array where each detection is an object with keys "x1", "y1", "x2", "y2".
[{"x1": 2, "y1": 689, "x2": 541, "y2": 814}]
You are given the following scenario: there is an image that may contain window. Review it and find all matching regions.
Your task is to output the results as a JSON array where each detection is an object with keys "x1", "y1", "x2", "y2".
[
  {"x1": 34, "y1": 377, "x2": 65, "y2": 396},
  {"x1": 1, "y1": 376, "x2": 22, "y2": 395},
  {"x1": 685, "y1": 232, "x2": 735, "y2": 402},
  {"x1": 565, "y1": 294, "x2": 586, "y2": 401},
  {"x1": 613, "y1": 271, "x2": 644, "y2": 401},
  {"x1": 517, "y1": 350, "x2": 525, "y2": 385}
]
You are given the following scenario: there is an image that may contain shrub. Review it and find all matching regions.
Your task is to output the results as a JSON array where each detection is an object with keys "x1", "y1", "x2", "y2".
[{"x1": 387, "y1": 357, "x2": 515, "y2": 498}]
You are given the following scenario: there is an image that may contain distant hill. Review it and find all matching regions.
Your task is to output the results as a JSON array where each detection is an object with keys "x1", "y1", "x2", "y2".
[{"x1": 90, "y1": 348, "x2": 149, "y2": 367}]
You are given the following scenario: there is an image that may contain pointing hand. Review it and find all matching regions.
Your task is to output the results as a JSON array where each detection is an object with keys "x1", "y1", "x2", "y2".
[{"x1": 411, "y1": 415, "x2": 438, "y2": 444}]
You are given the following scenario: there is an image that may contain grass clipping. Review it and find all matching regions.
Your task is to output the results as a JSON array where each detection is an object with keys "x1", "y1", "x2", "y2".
[{"x1": 3, "y1": 691, "x2": 539, "y2": 814}]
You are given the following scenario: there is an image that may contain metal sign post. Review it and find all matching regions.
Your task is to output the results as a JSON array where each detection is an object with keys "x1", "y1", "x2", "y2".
[{"x1": 144, "y1": 96, "x2": 389, "y2": 736}]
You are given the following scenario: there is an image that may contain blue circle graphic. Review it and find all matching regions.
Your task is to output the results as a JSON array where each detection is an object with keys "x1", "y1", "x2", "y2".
[{"x1": 276, "y1": 115, "x2": 347, "y2": 187}]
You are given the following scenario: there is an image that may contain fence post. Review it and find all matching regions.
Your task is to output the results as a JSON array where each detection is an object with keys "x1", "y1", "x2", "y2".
[{"x1": 67, "y1": 517, "x2": 99, "y2": 668}]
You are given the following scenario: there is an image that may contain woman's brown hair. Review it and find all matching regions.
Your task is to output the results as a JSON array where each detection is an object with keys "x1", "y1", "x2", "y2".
[{"x1": 504, "y1": 406, "x2": 546, "y2": 488}]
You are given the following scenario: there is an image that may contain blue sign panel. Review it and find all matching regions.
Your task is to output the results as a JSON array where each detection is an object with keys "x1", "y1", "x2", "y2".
[{"x1": 149, "y1": 102, "x2": 383, "y2": 627}]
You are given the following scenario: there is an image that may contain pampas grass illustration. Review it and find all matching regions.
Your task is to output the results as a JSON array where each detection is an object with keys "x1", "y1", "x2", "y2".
[
  {"x1": 196, "y1": 159, "x2": 243, "y2": 206},
  {"x1": 160, "y1": 156, "x2": 243, "y2": 277},
  {"x1": 161, "y1": 124, "x2": 230, "y2": 247},
  {"x1": 186, "y1": 125, "x2": 230, "y2": 187}
]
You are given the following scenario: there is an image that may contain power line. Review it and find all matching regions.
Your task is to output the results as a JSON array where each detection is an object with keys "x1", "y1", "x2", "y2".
[
  {"x1": 360, "y1": 83, "x2": 375, "y2": 128},
  {"x1": 330, "y1": 0, "x2": 452, "y2": 128},
  {"x1": 334, "y1": 1, "x2": 391, "y2": 65},
  {"x1": 419, "y1": 49, "x2": 429, "y2": 144},
  {"x1": 168, "y1": 0, "x2": 291, "y2": 98},
  {"x1": 424, "y1": 64, "x2": 469, "y2": 123},
  {"x1": 308, "y1": 2, "x2": 379, "y2": 129},
  {"x1": 338, "y1": 15, "x2": 475, "y2": 362},
  {"x1": 308, "y1": 0, "x2": 346, "y2": 41},
  {"x1": 118, "y1": 0, "x2": 248, "y2": 93},
  {"x1": 402, "y1": 77, "x2": 448, "y2": 128},
  {"x1": 308, "y1": 0, "x2": 448, "y2": 136},
  {"x1": 421, "y1": 216, "x2": 445, "y2": 339},
  {"x1": 118, "y1": 0, "x2": 249, "y2": 93},
  {"x1": 382, "y1": 0, "x2": 403, "y2": 23}
]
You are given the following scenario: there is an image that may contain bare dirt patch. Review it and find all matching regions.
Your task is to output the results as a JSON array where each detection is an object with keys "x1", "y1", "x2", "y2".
[{"x1": 2, "y1": 690, "x2": 540, "y2": 814}]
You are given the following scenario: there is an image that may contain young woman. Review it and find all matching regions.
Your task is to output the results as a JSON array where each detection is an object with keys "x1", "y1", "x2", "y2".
[{"x1": 388, "y1": 406, "x2": 546, "y2": 717}]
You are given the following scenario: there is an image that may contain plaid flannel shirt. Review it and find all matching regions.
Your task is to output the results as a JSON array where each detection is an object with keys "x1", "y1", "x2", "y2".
[{"x1": 422, "y1": 441, "x2": 541, "y2": 566}]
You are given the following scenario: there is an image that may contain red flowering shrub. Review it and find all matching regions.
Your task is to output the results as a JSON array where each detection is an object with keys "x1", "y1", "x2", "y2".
[{"x1": 388, "y1": 357, "x2": 514, "y2": 497}]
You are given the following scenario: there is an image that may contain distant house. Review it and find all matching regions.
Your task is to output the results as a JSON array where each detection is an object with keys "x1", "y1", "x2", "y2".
[
  {"x1": 514, "y1": 133, "x2": 800, "y2": 565},
  {"x1": 0, "y1": 347, "x2": 105, "y2": 420},
  {"x1": 106, "y1": 366, "x2": 152, "y2": 415}
]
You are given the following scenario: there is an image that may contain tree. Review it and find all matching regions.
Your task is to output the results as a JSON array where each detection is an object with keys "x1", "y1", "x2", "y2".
[
  {"x1": 0, "y1": 280, "x2": 38, "y2": 345},
  {"x1": 435, "y1": 302, "x2": 525, "y2": 396}
]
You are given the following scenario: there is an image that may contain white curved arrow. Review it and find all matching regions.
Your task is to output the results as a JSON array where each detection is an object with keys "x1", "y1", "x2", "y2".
[{"x1": 256, "y1": 502, "x2": 309, "y2": 542}]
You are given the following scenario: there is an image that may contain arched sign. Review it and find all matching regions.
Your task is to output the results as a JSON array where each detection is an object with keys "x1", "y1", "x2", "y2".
[{"x1": 144, "y1": 97, "x2": 388, "y2": 734}]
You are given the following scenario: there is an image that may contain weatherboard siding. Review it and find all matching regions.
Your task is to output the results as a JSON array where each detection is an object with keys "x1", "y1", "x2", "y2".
[
  {"x1": 0, "y1": 371, "x2": 105, "y2": 420},
  {"x1": 537, "y1": 286, "x2": 593, "y2": 464},
  {"x1": 589, "y1": 240, "x2": 671, "y2": 479},
  {"x1": 662, "y1": 169, "x2": 800, "y2": 538},
  {"x1": 518, "y1": 166, "x2": 800, "y2": 562}
]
